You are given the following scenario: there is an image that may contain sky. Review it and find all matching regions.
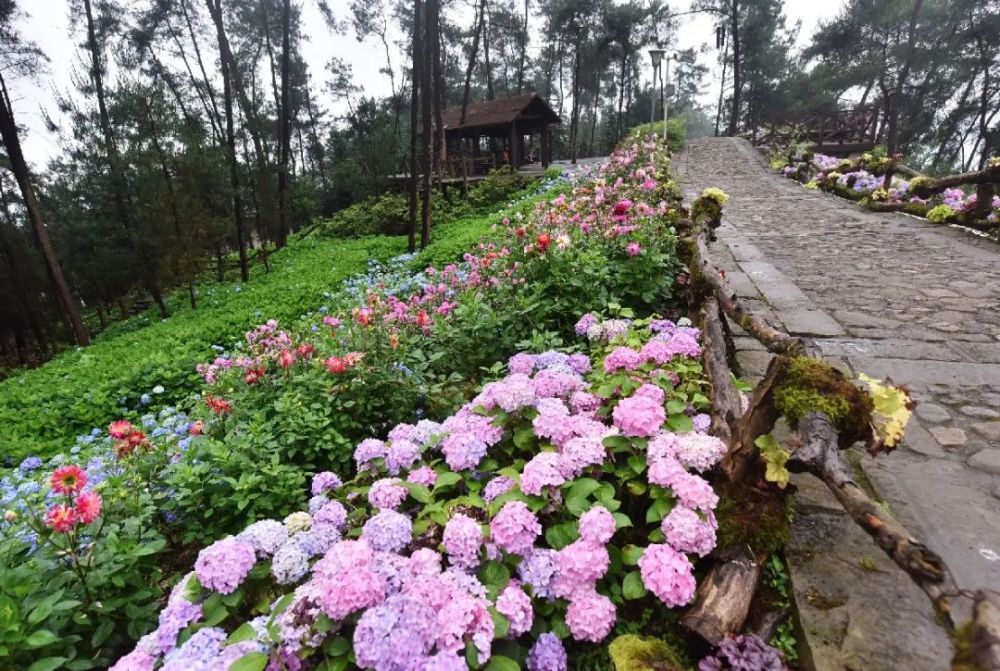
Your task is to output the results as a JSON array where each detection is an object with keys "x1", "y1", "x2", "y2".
[{"x1": 9, "y1": 0, "x2": 846, "y2": 170}]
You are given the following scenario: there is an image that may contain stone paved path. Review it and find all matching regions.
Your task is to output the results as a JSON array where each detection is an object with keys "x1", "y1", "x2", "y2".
[{"x1": 677, "y1": 137, "x2": 1000, "y2": 670}]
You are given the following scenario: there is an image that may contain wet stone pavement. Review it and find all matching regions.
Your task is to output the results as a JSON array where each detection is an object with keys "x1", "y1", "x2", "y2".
[{"x1": 676, "y1": 137, "x2": 1000, "y2": 670}]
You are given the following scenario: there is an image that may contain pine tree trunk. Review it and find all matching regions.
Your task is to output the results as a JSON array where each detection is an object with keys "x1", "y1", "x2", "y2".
[
  {"x1": 0, "y1": 75, "x2": 90, "y2": 346},
  {"x1": 727, "y1": 0, "x2": 740, "y2": 137},
  {"x1": 276, "y1": 0, "x2": 292, "y2": 248},
  {"x1": 420, "y1": 0, "x2": 436, "y2": 249},
  {"x1": 408, "y1": 0, "x2": 423, "y2": 254},
  {"x1": 210, "y1": 0, "x2": 250, "y2": 282}
]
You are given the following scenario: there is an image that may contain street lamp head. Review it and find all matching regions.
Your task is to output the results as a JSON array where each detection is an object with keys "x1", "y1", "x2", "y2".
[{"x1": 648, "y1": 48, "x2": 665, "y2": 68}]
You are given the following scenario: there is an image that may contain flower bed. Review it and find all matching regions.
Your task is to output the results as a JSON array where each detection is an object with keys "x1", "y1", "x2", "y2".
[
  {"x1": 0, "y1": 134, "x2": 699, "y2": 669},
  {"x1": 112, "y1": 314, "x2": 774, "y2": 670},
  {"x1": 776, "y1": 151, "x2": 1000, "y2": 229}
]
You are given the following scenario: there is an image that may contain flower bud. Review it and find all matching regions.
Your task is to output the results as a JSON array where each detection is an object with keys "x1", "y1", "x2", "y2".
[{"x1": 3, "y1": 510, "x2": 16, "y2": 522}]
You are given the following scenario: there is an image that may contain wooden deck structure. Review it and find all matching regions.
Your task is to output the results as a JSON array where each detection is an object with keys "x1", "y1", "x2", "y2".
[
  {"x1": 441, "y1": 93, "x2": 561, "y2": 176},
  {"x1": 755, "y1": 107, "x2": 879, "y2": 156}
]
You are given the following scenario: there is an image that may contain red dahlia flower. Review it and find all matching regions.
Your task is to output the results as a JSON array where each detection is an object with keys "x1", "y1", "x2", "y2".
[
  {"x1": 45, "y1": 504, "x2": 77, "y2": 533},
  {"x1": 536, "y1": 233, "x2": 552, "y2": 252},
  {"x1": 108, "y1": 420, "x2": 133, "y2": 440},
  {"x1": 75, "y1": 491, "x2": 103, "y2": 524},
  {"x1": 296, "y1": 343, "x2": 315, "y2": 358},
  {"x1": 278, "y1": 350, "x2": 296, "y2": 369},
  {"x1": 189, "y1": 420, "x2": 204, "y2": 435},
  {"x1": 50, "y1": 465, "x2": 87, "y2": 495},
  {"x1": 325, "y1": 356, "x2": 347, "y2": 374}
]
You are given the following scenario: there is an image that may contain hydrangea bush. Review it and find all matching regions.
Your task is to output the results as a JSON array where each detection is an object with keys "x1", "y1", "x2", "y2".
[{"x1": 113, "y1": 314, "x2": 727, "y2": 669}]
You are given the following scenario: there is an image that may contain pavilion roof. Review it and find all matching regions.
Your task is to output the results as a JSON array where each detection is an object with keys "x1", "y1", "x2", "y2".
[{"x1": 441, "y1": 93, "x2": 561, "y2": 131}]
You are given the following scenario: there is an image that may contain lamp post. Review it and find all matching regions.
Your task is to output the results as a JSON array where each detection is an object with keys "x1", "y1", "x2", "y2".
[
  {"x1": 662, "y1": 53, "x2": 669, "y2": 142},
  {"x1": 648, "y1": 48, "x2": 664, "y2": 127}
]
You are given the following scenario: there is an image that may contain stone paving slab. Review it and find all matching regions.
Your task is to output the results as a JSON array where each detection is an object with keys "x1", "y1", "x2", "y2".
[{"x1": 678, "y1": 136, "x2": 1000, "y2": 669}]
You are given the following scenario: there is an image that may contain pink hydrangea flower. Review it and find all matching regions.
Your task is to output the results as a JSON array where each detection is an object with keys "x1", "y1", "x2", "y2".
[
  {"x1": 407, "y1": 466, "x2": 437, "y2": 486},
  {"x1": 633, "y1": 383, "x2": 665, "y2": 405},
  {"x1": 368, "y1": 478, "x2": 408, "y2": 510},
  {"x1": 520, "y1": 452, "x2": 566, "y2": 495},
  {"x1": 490, "y1": 501, "x2": 541, "y2": 555},
  {"x1": 443, "y1": 513, "x2": 483, "y2": 569},
  {"x1": 674, "y1": 433, "x2": 727, "y2": 472},
  {"x1": 661, "y1": 506, "x2": 717, "y2": 557},
  {"x1": 579, "y1": 506, "x2": 616, "y2": 545},
  {"x1": 638, "y1": 543, "x2": 696, "y2": 607},
  {"x1": 613, "y1": 394, "x2": 665, "y2": 437},
  {"x1": 552, "y1": 540, "x2": 610, "y2": 598},
  {"x1": 194, "y1": 537, "x2": 256, "y2": 594},
  {"x1": 496, "y1": 581, "x2": 534, "y2": 636},
  {"x1": 603, "y1": 346, "x2": 643, "y2": 373},
  {"x1": 558, "y1": 435, "x2": 607, "y2": 478},
  {"x1": 566, "y1": 588, "x2": 616, "y2": 642}
]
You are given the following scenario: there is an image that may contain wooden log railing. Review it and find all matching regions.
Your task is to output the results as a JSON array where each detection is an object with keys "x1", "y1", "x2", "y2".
[{"x1": 678, "y1": 193, "x2": 1000, "y2": 668}]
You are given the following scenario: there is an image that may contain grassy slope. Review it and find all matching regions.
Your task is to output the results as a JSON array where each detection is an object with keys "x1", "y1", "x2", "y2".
[{"x1": 0, "y1": 211, "x2": 502, "y2": 462}]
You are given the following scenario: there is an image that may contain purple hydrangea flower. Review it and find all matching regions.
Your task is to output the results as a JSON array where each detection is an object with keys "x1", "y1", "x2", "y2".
[
  {"x1": 194, "y1": 538, "x2": 256, "y2": 594},
  {"x1": 362, "y1": 509, "x2": 413, "y2": 553},
  {"x1": 527, "y1": 632, "x2": 568, "y2": 671}
]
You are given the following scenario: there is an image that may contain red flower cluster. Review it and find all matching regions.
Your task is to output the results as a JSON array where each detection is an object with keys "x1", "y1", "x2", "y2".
[
  {"x1": 244, "y1": 367, "x2": 266, "y2": 384},
  {"x1": 536, "y1": 233, "x2": 552, "y2": 253},
  {"x1": 44, "y1": 466, "x2": 103, "y2": 534},
  {"x1": 206, "y1": 395, "x2": 233, "y2": 415},
  {"x1": 325, "y1": 351, "x2": 364, "y2": 375},
  {"x1": 106, "y1": 420, "x2": 150, "y2": 458}
]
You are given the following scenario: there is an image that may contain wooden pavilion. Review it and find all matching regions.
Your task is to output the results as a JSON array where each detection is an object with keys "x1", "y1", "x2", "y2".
[{"x1": 441, "y1": 93, "x2": 561, "y2": 177}]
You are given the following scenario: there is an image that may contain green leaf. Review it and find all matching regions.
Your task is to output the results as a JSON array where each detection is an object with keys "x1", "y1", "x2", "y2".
[
  {"x1": 227, "y1": 623, "x2": 258, "y2": 645},
  {"x1": 483, "y1": 655, "x2": 520, "y2": 671},
  {"x1": 465, "y1": 640, "x2": 481, "y2": 669},
  {"x1": 667, "y1": 413, "x2": 694, "y2": 433},
  {"x1": 27, "y1": 657, "x2": 68, "y2": 671},
  {"x1": 621, "y1": 544, "x2": 645, "y2": 565},
  {"x1": 490, "y1": 607, "x2": 510, "y2": 639},
  {"x1": 626, "y1": 455, "x2": 646, "y2": 475},
  {"x1": 755, "y1": 434, "x2": 790, "y2": 489},
  {"x1": 228, "y1": 652, "x2": 268, "y2": 671},
  {"x1": 622, "y1": 571, "x2": 647, "y2": 600},
  {"x1": 25, "y1": 629, "x2": 58, "y2": 647},
  {"x1": 612, "y1": 512, "x2": 633, "y2": 529},
  {"x1": 27, "y1": 602, "x2": 53, "y2": 625},
  {"x1": 323, "y1": 636, "x2": 351, "y2": 656},
  {"x1": 402, "y1": 482, "x2": 432, "y2": 503},
  {"x1": 544, "y1": 521, "x2": 579, "y2": 550},
  {"x1": 433, "y1": 472, "x2": 462, "y2": 491},
  {"x1": 565, "y1": 477, "x2": 601, "y2": 500},
  {"x1": 645, "y1": 497, "x2": 672, "y2": 523},
  {"x1": 91, "y1": 620, "x2": 115, "y2": 648},
  {"x1": 479, "y1": 561, "x2": 511, "y2": 589}
]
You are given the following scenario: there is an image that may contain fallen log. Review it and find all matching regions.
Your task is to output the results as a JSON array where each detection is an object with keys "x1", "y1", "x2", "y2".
[
  {"x1": 721, "y1": 355, "x2": 787, "y2": 484},
  {"x1": 787, "y1": 412, "x2": 957, "y2": 627},
  {"x1": 681, "y1": 545, "x2": 765, "y2": 644},
  {"x1": 697, "y1": 296, "x2": 743, "y2": 446},
  {"x1": 910, "y1": 163, "x2": 1000, "y2": 199}
]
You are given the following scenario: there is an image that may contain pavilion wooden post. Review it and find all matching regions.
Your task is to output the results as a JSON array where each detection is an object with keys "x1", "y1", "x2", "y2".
[
  {"x1": 508, "y1": 120, "x2": 521, "y2": 167},
  {"x1": 541, "y1": 124, "x2": 551, "y2": 168}
]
